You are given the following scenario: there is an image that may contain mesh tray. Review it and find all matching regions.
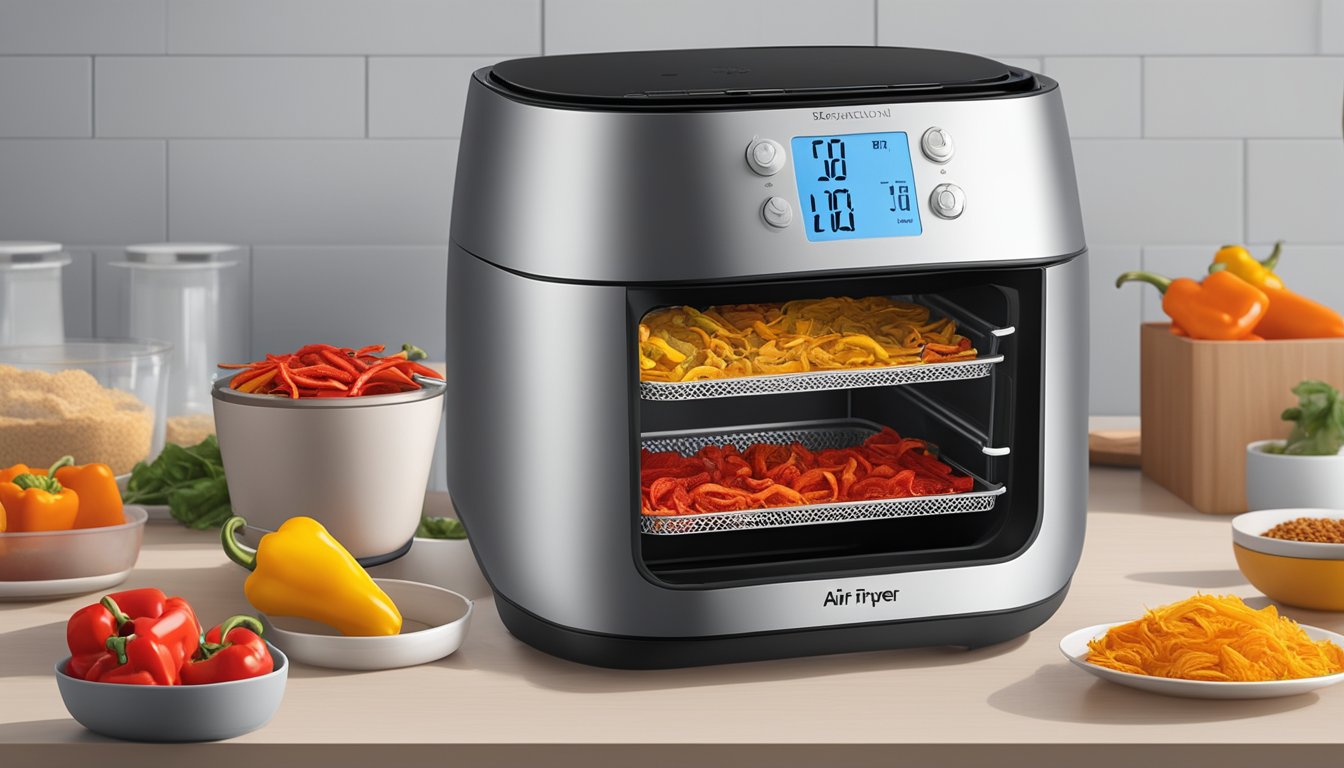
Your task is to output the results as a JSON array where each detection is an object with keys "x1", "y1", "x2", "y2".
[
  {"x1": 639, "y1": 355, "x2": 1003, "y2": 401},
  {"x1": 640, "y1": 420, "x2": 1005, "y2": 535}
]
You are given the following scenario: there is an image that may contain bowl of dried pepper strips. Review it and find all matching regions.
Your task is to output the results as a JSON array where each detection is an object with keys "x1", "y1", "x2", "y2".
[{"x1": 211, "y1": 343, "x2": 445, "y2": 562}]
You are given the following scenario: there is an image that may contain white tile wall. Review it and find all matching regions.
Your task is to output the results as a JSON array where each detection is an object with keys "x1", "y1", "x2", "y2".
[
  {"x1": 96, "y1": 58, "x2": 366, "y2": 138},
  {"x1": 1326, "y1": 0, "x2": 1344, "y2": 53},
  {"x1": 0, "y1": 57, "x2": 90, "y2": 137},
  {"x1": 0, "y1": 0, "x2": 164, "y2": 54},
  {"x1": 0, "y1": 140, "x2": 165, "y2": 243},
  {"x1": 250, "y1": 246, "x2": 447, "y2": 360},
  {"x1": 61, "y1": 249, "x2": 95, "y2": 338},
  {"x1": 1072, "y1": 140, "x2": 1243, "y2": 244},
  {"x1": 368, "y1": 57, "x2": 504, "y2": 138},
  {"x1": 876, "y1": 0, "x2": 1320, "y2": 55},
  {"x1": 167, "y1": 140, "x2": 457, "y2": 244},
  {"x1": 1247, "y1": 141, "x2": 1344, "y2": 243},
  {"x1": 545, "y1": 0, "x2": 874, "y2": 53},
  {"x1": 166, "y1": 0, "x2": 540, "y2": 55},
  {"x1": 1145, "y1": 58, "x2": 1344, "y2": 138},
  {"x1": 3, "y1": 0, "x2": 1343, "y2": 417},
  {"x1": 1043, "y1": 58, "x2": 1141, "y2": 138}
]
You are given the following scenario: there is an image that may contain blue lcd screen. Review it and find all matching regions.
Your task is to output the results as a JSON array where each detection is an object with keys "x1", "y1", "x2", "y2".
[{"x1": 790, "y1": 132, "x2": 922, "y2": 241}]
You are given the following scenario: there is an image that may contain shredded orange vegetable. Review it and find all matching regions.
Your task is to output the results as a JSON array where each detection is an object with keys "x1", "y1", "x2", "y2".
[
  {"x1": 638, "y1": 296, "x2": 976, "y2": 383},
  {"x1": 1086, "y1": 594, "x2": 1344, "y2": 682}
]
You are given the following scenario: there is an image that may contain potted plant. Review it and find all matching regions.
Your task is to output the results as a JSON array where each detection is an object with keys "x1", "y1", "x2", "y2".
[{"x1": 1246, "y1": 380, "x2": 1344, "y2": 510}]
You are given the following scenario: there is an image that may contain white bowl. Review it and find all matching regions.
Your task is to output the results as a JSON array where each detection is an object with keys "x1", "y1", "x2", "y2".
[
  {"x1": 1232, "y1": 508, "x2": 1344, "y2": 560},
  {"x1": 0, "y1": 506, "x2": 148, "y2": 600},
  {"x1": 260, "y1": 578, "x2": 471, "y2": 670},
  {"x1": 212, "y1": 376, "x2": 445, "y2": 562},
  {"x1": 1246, "y1": 439, "x2": 1344, "y2": 512},
  {"x1": 368, "y1": 536, "x2": 491, "y2": 599}
]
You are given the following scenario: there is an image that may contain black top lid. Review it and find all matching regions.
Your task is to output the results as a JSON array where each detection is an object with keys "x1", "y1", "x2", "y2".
[{"x1": 487, "y1": 46, "x2": 1041, "y2": 110}]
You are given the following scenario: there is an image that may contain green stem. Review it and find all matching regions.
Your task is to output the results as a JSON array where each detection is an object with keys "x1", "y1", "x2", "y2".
[
  {"x1": 218, "y1": 615, "x2": 264, "y2": 639},
  {"x1": 401, "y1": 343, "x2": 427, "y2": 361},
  {"x1": 220, "y1": 517, "x2": 257, "y2": 571},
  {"x1": 10, "y1": 455, "x2": 73, "y2": 493},
  {"x1": 1261, "y1": 240, "x2": 1283, "y2": 271},
  {"x1": 100, "y1": 596, "x2": 131, "y2": 628},
  {"x1": 1115, "y1": 271, "x2": 1173, "y2": 293},
  {"x1": 105, "y1": 634, "x2": 132, "y2": 666}
]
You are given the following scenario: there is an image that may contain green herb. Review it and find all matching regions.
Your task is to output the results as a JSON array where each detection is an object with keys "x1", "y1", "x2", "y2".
[
  {"x1": 415, "y1": 516, "x2": 467, "y2": 540},
  {"x1": 123, "y1": 435, "x2": 232, "y2": 528},
  {"x1": 1263, "y1": 380, "x2": 1344, "y2": 456}
]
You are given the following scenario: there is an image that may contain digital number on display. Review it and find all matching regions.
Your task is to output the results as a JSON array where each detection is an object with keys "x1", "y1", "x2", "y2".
[{"x1": 790, "y1": 132, "x2": 922, "y2": 242}]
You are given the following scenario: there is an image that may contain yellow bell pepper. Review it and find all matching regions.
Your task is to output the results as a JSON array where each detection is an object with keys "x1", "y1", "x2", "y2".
[
  {"x1": 0, "y1": 457, "x2": 80, "y2": 532},
  {"x1": 221, "y1": 516, "x2": 402, "y2": 636},
  {"x1": 1213, "y1": 241, "x2": 1284, "y2": 290}
]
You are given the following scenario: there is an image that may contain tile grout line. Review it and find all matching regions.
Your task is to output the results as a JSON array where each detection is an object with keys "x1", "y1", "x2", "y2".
[
  {"x1": 89, "y1": 56, "x2": 96, "y2": 137},
  {"x1": 873, "y1": 0, "x2": 878, "y2": 45},
  {"x1": 1242, "y1": 138, "x2": 1250, "y2": 244},
  {"x1": 163, "y1": 140, "x2": 170, "y2": 241},
  {"x1": 364, "y1": 57, "x2": 370, "y2": 138},
  {"x1": 540, "y1": 0, "x2": 546, "y2": 55}
]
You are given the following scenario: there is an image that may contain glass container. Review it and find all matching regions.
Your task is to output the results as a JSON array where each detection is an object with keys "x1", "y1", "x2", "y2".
[{"x1": 0, "y1": 241, "x2": 68, "y2": 346}]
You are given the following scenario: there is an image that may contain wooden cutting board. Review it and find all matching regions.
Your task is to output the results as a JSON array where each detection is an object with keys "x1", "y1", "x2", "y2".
[{"x1": 1089, "y1": 429, "x2": 1140, "y2": 467}]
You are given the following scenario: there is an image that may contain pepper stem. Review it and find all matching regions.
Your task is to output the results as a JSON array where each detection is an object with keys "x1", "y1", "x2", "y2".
[
  {"x1": 100, "y1": 596, "x2": 132, "y2": 628},
  {"x1": 400, "y1": 343, "x2": 427, "y2": 361},
  {"x1": 1115, "y1": 271, "x2": 1173, "y2": 293},
  {"x1": 221, "y1": 517, "x2": 258, "y2": 571},
  {"x1": 1261, "y1": 240, "x2": 1283, "y2": 271},
  {"x1": 105, "y1": 634, "x2": 133, "y2": 666}
]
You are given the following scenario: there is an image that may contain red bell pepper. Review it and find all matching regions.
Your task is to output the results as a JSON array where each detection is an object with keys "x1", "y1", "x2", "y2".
[
  {"x1": 64, "y1": 588, "x2": 169, "y2": 679},
  {"x1": 84, "y1": 596, "x2": 201, "y2": 686},
  {"x1": 181, "y1": 615, "x2": 274, "y2": 685}
]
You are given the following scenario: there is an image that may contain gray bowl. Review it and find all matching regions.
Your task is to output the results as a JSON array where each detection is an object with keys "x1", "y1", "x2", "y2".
[{"x1": 53, "y1": 644, "x2": 287, "y2": 742}]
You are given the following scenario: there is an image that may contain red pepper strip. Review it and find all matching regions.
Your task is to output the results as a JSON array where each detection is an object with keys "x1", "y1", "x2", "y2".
[
  {"x1": 348, "y1": 359, "x2": 406, "y2": 396},
  {"x1": 288, "y1": 372, "x2": 349, "y2": 390},
  {"x1": 229, "y1": 364, "x2": 275, "y2": 388},
  {"x1": 216, "y1": 363, "x2": 255, "y2": 370},
  {"x1": 369, "y1": 367, "x2": 416, "y2": 386},
  {"x1": 354, "y1": 344, "x2": 385, "y2": 357},
  {"x1": 359, "y1": 382, "x2": 403, "y2": 396},
  {"x1": 273, "y1": 360, "x2": 300, "y2": 399},
  {"x1": 319, "y1": 348, "x2": 359, "y2": 376},
  {"x1": 181, "y1": 615, "x2": 274, "y2": 685},
  {"x1": 85, "y1": 597, "x2": 200, "y2": 686},
  {"x1": 292, "y1": 363, "x2": 356, "y2": 382}
]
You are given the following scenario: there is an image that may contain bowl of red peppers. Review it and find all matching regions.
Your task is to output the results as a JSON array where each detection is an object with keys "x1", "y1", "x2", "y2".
[
  {"x1": 211, "y1": 342, "x2": 445, "y2": 562},
  {"x1": 54, "y1": 587, "x2": 287, "y2": 742}
]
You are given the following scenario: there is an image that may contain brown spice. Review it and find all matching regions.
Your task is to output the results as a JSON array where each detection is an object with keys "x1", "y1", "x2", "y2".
[
  {"x1": 0, "y1": 364, "x2": 153, "y2": 475},
  {"x1": 1262, "y1": 517, "x2": 1344, "y2": 544}
]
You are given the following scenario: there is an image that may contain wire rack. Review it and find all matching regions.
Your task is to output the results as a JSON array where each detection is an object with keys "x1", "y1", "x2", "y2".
[
  {"x1": 640, "y1": 420, "x2": 1005, "y2": 536},
  {"x1": 639, "y1": 355, "x2": 1003, "y2": 401}
]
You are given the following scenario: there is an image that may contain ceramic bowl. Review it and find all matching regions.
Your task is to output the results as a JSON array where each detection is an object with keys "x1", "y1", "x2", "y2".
[
  {"x1": 212, "y1": 376, "x2": 445, "y2": 563},
  {"x1": 1232, "y1": 508, "x2": 1344, "y2": 611},
  {"x1": 1246, "y1": 440, "x2": 1344, "y2": 511},
  {"x1": 0, "y1": 507, "x2": 147, "y2": 600},
  {"x1": 260, "y1": 578, "x2": 471, "y2": 670},
  {"x1": 54, "y1": 644, "x2": 288, "y2": 742}
]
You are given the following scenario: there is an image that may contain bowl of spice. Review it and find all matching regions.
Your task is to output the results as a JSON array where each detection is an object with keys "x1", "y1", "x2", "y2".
[
  {"x1": 0, "y1": 340, "x2": 170, "y2": 475},
  {"x1": 1232, "y1": 508, "x2": 1344, "y2": 611}
]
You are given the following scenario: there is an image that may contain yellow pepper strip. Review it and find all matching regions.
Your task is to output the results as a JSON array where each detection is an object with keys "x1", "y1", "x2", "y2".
[
  {"x1": 236, "y1": 368, "x2": 278, "y2": 394},
  {"x1": 1214, "y1": 242, "x2": 1284, "y2": 290},
  {"x1": 646, "y1": 336, "x2": 687, "y2": 363},
  {"x1": 222, "y1": 516, "x2": 402, "y2": 637},
  {"x1": 0, "y1": 457, "x2": 80, "y2": 532}
]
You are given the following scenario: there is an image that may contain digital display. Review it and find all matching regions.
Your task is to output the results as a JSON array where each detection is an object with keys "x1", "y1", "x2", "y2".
[{"x1": 790, "y1": 132, "x2": 922, "y2": 242}]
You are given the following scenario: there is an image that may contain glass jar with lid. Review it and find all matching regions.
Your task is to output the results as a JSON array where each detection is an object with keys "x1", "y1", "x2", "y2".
[{"x1": 0, "y1": 241, "x2": 68, "y2": 346}]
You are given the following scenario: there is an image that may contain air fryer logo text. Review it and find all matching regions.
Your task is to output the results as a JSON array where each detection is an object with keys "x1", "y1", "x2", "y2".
[
  {"x1": 812, "y1": 108, "x2": 891, "y2": 121},
  {"x1": 822, "y1": 587, "x2": 900, "y2": 607}
]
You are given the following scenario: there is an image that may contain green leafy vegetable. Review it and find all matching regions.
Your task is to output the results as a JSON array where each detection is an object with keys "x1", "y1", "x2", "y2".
[
  {"x1": 415, "y1": 516, "x2": 467, "y2": 540},
  {"x1": 1263, "y1": 380, "x2": 1344, "y2": 456},
  {"x1": 123, "y1": 435, "x2": 232, "y2": 528}
]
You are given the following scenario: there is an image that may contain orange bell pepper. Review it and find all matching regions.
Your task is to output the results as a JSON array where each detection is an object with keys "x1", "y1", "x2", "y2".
[
  {"x1": 1210, "y1": 243, "x2": 1344, "y2": 339},
  {"x1": 55, "y1": 462, "x2": 125, "y2": 529},
  {"x1": 1115, "y1": 269, "x2": 1268, "y2": 340},
  {"x1": 0, "y1": 457, "x2": 80, "y2": 532}
]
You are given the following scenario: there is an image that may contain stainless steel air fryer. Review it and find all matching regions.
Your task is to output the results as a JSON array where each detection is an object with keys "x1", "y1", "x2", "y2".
[{"x1": 447, "y1": 46, "x2": 1088, "y2": 668}]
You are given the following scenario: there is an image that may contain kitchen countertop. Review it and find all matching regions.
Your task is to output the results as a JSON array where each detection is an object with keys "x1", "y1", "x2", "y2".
[{"x1": 4, "y1": 468, "x2": 1343, "y2": 767}]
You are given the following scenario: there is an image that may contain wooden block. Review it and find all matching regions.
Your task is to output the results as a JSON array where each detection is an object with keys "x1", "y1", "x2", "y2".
[{"x1": 1139, "y1": 323, "x2": 1344, "y2": 514}]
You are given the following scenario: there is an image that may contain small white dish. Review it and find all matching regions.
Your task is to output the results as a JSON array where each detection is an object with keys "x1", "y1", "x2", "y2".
[
  {"x1": 1246, "y1": 440, "x2": 1344, "y2": 512},
  {"x1": 368, "y1": 536, "x2": 490, "y2": 599},
  {"x1": 260, "y1": 578, "x2": 472, "y2": 670},
  {"x1": 1232, "y1": 508, "x2": 1344, "y2": 560},
  {"x1": 1060, "y1": 622, "x2": 1344, "y2": 699}
]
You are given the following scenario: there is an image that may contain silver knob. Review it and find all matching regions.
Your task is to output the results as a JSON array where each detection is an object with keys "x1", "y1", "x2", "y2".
[
  {"x1": 762, "y1": 196, "x2": 793, "y2": 228},
  {"x1": 930, "y1": 183, "x2": 965, "y2": 219},
  {"x1": 746, "y1": 138, "x2": 786, "y2": 176},
  {"x1": 920, "y1": 127, "x2": 955, "y2": 163}
]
